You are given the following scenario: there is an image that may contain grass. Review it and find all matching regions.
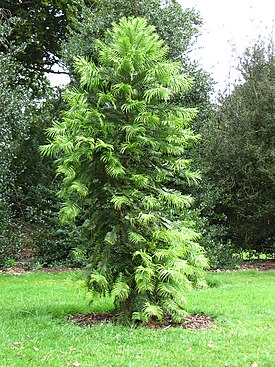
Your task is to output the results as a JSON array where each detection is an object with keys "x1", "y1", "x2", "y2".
[{"x1": 0, "y1": 270, "x2": 274, "y2": 367}]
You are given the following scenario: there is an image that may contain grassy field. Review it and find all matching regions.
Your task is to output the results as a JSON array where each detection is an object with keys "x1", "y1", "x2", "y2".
[{"x1": 0, "y1": 269, "x2": 274, "y2": 367}]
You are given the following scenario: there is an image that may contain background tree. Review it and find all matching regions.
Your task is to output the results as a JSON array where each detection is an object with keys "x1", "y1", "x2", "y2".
[
  {"x1": 199, "y1": 39, "x2": 275, "y2": 254},
  {"x1": 0, "y1": 1, "x2": 93, "y2": 78},
  {"x1": 62, "y1": 0, "x2": 201, "y2": 63},
  {"x1": 0, "y1": 17, "x2": 77, "y2": 267},
  {"x1": 41, "y1": 18, "x2": 208, "y2": 323}
]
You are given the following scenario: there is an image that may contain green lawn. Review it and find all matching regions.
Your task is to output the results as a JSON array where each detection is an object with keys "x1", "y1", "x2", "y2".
[{"x1": 0, "y1": 270, "x2": 274, "y2": 367}]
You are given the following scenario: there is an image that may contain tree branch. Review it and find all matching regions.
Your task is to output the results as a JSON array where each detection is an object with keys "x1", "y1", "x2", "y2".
[{"x1": 29, "y1": 66, "x2": 70, "y2": 75}]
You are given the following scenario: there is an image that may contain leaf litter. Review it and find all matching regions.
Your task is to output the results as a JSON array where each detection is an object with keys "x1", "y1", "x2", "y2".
[{"x1": 68, "y1": 312, "x2": 214, "y2": 330}]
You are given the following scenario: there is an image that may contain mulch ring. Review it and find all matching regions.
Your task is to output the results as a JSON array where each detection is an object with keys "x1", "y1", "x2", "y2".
[{"x1": 68, "y1": 312, "x2": 214, "y2": 331}]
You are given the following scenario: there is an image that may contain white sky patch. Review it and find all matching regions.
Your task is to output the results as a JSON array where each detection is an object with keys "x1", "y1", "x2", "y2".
[
  {"x1": 47, "y1": 63, "x2": 70, "y2": 87},
  {"x1": 179, "y1": 0, "x2": 274, "y2": 93}
]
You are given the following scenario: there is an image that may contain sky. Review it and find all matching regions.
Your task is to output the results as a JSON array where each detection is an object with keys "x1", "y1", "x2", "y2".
[
  {"x1": 179, "y1": 0, "x2": 274, "y2": 93},
  {"x1": 49, "y1": 0, "x2": 275, "y2": 93}
]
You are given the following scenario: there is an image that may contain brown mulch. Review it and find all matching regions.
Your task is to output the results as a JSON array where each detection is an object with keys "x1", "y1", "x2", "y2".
[
  {"x1": 68, "y1": 312, "x2": 214, "y2": 331},
  {"x1": 183, "y1": 314, "x2": 214, "y2": 330}
]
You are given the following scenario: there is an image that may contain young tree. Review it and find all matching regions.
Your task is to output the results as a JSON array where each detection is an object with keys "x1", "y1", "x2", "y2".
[{"x1": 41, "y1": 18, "x2": 208, "y2": 322}]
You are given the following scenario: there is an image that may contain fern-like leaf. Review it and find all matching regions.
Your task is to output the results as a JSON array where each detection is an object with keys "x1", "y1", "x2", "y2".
[
  {"x1": 111, "y1": 195, "x2": 130, "y2": 210},
  {"x1": 59, "y1": 201, "x2": 80, "y2": 224},
  {"x1": 89, "y1": 272, "x2": 108, "y2": 292},
  {"x1": 142, "y1": 302, "x2": 163, "y2": 321},
  {"x1": 162, "y1": 299, "x2": 186, "y2": 323},
  {"x1": 136, "y1": 212, "x2": 156, "y2": 225},
  {"x1": 74, "y1": 56, "x2": 101, "y2": 90},
  {"x1": 133, "y1": 249, "x2": 153, "y2": 267},
  {"x1": 112, "y1": 279, "x2": 130, "y2": 301},
  {"x1": 128, "y1": 231, "x2": 147, "y2": 245},
  {"x1": 144, "y1": 86, "x2": 171, "y2": 103},
  {"x1": 135, "y1": 265, "x2": 155, "y2": 293},
  {"x1": 69, "y1": 180, "x2": 88, "y2": 197}
]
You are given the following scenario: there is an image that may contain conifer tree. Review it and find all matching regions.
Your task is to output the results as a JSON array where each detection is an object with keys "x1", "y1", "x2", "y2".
[{"x1": 41, "y1": 17, "x2": 208, "y2": 323}]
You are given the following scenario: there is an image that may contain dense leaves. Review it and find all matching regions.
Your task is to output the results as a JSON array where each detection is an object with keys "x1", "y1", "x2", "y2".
[
  {"x1": 199, "y1": 40, "x2": 275, "y2": 253},
  {"x1": 0, "y1": 17, "x2": 78, "y2": 267},
  {"x1": 0, "y1": 0, "x2": 89, "y2": 76}
]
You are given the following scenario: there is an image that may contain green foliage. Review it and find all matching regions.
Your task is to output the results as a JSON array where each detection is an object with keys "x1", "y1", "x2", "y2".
[
  {"x1": 0, "y1": 224, "x2": 23, "y2": 268},
  {"x1": 0, "y1": 19, "x2": 79, "y2": 268},
  {"x1": 62, "y1": 0, "x2": 213, "y2": 128},
  {"x1": 0, "y1": 21, "x2": 33, "y2": 255},
  {"x1": 199, "y1": 39, "x2": 275, "y2": 253},
  {"x1": 0, "y1": 0, "x2": 90, "y2": 77},
  {"x1": 63, "y1": 0, "x2": 202, "y2": 67},
  {"x1": 43, "y1": 17, "x2": 208, "y2": 322},
  {"x1": 199, "y1": 219, "x2": 241, "y2": 269}
]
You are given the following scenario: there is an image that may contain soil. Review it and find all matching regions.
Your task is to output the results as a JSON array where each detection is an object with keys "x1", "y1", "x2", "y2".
[{"x1": 68, "y1": 312, "x2": 215, "y2": 331}]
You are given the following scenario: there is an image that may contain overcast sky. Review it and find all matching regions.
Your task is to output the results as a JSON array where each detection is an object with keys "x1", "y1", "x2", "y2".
[{"x1": 179, "y1": 0, "x2": 274, "y2": 93}]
